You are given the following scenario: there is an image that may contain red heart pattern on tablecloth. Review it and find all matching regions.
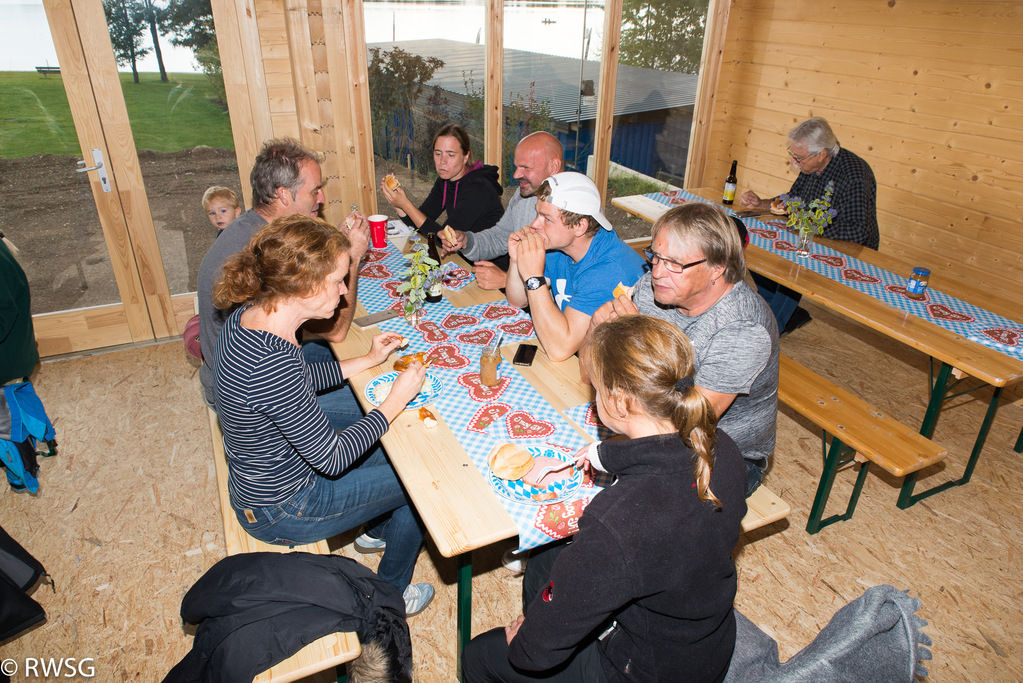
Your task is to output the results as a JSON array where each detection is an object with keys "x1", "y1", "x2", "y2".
[
  {"x1": 457, "y1": 328, "x2": 497, "y2": 347},
  {"x1": 382, "y1": 281, "x2": 402, "y2": 299},
  {"x1": 885, "y1": 284, "x2": 930, "y2": 302},
  {"x1": 978, "y1": 328, "x2": 1020, "y2": 346},
  {"x1": 457, "y1": 372, "x2": 511, "y2": 402},
  {"x1": 361, "y1": 249, "x2": 389, "y2": 264},
  {"x1": 773, "y1": 240, "x2": 797, "y2": 252},
  {"x1": 360, "y1": 263, "x2": 392, "y2": 279},
  {"x1": 415, "y1": 321, "x2": 450, "y2": 343},
  {"x1": 668, "y1": 197, "x2": 686, "y2": 205},
  {"x1": 925, "y1": 303, "x2": 975, "y2": 323},
  {"x1": 661, "y1": 189, "x2": 681, "y2": 198},
  {"x1": 466, "y1": 403, "x2": 511, "y2": 433},
  {"x1": 763, "y1": 219, "x2": 788, "y2": 230},
  {"x1": 442, "y1": 267, "x2": 470, "y2": 282},
  {"x1": 534, "y1": 498, "x2": 589, "y2": 540},
  {"x1": 584, "y1": 403, "x2": 607, "y2": 429},
  {"x1": 812, "y1": 254, "x2": 846, "y2": 268},
  {"x1": 506, "y1": 410, "x2": 556, "y2": 439},
  {"x1": 498, "y1": 319, "x2": 535, "y2": 337},
  {"x1": 425, "y1": 343, "x2": 470, "y2": 369},
  {"x1": 840, "y1": 268, "x2": 881, "y2": 284},
  {"x1": 748, "y1": 228, "x2": 779, "y2": 239},
  {"x1": 483, "y1": 304, "x2": 519, "y2": 320},
  {"x1": 442, "y1": 313, "x2": 480, "y2": 330}
]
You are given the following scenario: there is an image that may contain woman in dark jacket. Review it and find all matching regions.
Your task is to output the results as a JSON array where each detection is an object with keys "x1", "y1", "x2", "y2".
[
  {"x1": 381, "y1": 123, "x2": 503, "y2": 237},
  {"x1": 462, "y1": 314, "x2": 748, "y2": 683}
]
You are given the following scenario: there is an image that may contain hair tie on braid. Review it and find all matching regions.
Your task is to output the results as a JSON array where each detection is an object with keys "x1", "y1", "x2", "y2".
[{"x1": 674, "y1": 376, "x2": 694, "y2": 393}]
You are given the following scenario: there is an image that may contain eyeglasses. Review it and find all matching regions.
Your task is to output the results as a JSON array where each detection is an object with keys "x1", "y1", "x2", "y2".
[
  {"x1": 643, "y1": 249, "x2": 707, "y2": 274},
  {"x1": 788, "y1": 148, "x2": 820, "y2": 164}
]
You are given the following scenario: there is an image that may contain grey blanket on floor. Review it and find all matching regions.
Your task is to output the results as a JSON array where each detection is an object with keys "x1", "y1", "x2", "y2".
[{"x1": 725, "y1": 585, "x2": 932, "y2": 683}]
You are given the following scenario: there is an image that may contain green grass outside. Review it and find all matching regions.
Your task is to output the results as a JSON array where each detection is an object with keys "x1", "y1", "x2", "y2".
[
  {"x1": 607, "y1": 171, "x2": 664, "y2": 197},
  {"x1": 0, "y1": 71, "x2": 234, "y2": 159}
]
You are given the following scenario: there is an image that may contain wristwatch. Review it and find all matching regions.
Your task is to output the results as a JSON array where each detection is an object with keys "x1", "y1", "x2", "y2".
[{"x1": 524, "y1": 276, "x2": 547, "y2": 291}]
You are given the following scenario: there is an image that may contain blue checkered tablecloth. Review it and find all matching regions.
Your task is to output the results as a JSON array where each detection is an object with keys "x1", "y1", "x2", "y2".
[
  {"x1": 358, "y1": 256, "x2": 606, "y2": 549},
  {"x1": 563, "y1": 402, "x2": 617, "y2": 442},
  {"x1": 640, "y1": 191, "x2": 1023, "y2": 362}
]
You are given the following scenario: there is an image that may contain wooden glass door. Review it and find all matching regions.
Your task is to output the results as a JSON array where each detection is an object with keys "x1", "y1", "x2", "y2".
[{"x1": 20, "y1": 0, "x2": 178, "y2": 355}]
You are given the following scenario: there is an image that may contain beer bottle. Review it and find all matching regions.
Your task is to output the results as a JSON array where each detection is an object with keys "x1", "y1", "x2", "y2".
[{"x1": 722, "y1": 160, "x2": 738, "y2": 205}]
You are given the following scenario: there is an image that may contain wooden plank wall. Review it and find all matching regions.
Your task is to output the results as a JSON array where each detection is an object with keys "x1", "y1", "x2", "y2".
[
  {"x1": 701, "y1": 0, "x2": 1023, "y2": 304},
  {"x1": 212, "y1": 0, "x2": 377, "y2": 222}
]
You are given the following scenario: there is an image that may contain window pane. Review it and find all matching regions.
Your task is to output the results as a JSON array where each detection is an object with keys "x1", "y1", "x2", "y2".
[
  {"x1": 365, "y1": 0, "x2": 486, "y2": 225},
  {"x1": 605, "y1": 0, "x2": 708, "y2": 240}
]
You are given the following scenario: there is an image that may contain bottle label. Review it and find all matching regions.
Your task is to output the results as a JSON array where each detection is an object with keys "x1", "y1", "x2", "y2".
[
  {"x1": 907, "y1": 278, "x2": 926, "y2": 293},
  {"x1": 723, "y1": 182, "x2": 736, "y2": 202}
]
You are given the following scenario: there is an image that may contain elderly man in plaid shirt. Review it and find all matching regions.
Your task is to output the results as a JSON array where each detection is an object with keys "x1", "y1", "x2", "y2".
[{"x1": 740, "y1": 117, "x2": 879, "y2": 334}]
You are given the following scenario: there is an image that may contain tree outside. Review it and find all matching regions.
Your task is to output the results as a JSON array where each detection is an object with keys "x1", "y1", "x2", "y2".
[
  {"x1": 103, "y1": 0, "x2": 152, "y2": 83},
  {"x1": 619, "y1": 0, "x2": 709, "y2": 74}
]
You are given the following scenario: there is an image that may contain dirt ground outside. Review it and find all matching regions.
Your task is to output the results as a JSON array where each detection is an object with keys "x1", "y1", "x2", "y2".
[{"x1": 0, "y1": 148, "x2": 652, "y2": 316}]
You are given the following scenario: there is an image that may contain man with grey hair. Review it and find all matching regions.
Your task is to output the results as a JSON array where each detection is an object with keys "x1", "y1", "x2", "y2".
[
  {"x1": 588, "y1": 202, "x2": 779, "y2": 497},
  {"x1": 439, "y1": 131, "x2": 564, "y2": 290},
  {"x1": 739, "y1": 117, "x2": 878, "y2": 333},
  {"x1": 197, "y1": 138, "x2": 370, "y2": 414}
]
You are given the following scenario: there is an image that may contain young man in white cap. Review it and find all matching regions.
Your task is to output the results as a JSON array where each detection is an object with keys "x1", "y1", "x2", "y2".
[{"x1": 506, "y1": 172, "x2": 646, "y2": 362}]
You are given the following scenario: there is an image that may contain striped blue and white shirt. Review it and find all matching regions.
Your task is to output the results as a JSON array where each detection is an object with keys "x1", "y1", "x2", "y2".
[{"x1": 214, "y1": 305, "x2": 389, "y2": 509}]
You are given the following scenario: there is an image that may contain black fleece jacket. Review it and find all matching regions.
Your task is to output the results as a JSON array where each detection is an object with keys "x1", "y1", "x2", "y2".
[
  {"x1": 509, "y1": 432, "x2": 747, "y2": 683},
  {"x1": 402, "y1": 162, "x2": 504, "y2": 236}
]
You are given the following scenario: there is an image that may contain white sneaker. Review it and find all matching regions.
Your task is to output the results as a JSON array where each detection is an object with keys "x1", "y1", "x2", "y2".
[
  {"x1": 354, "y1": 532, "x2": 386, "y2": 554},
  {"x1": 502, "y1": 548, "x2": 528, "y2": 574},
  {"x1": 403, "y1": 583, "x2": 435, "y2": 617}
]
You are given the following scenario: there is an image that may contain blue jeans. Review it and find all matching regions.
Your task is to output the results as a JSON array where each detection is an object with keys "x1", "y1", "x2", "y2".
[
  {"x1": 745, "y1": 457, "x2": 767, "y2": 498},
  {"x1": 751, "y1": 272, "x2": 801, "y2": 330},
  {"x1": 233, "y1": 448, "x2": 424, "y2": 592},
  {"x1": 302, "y1": 340, "x2": 378, "y2": 435}
]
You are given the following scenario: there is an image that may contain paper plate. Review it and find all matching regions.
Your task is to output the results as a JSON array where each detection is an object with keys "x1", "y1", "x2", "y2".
[
  {"x1": 488, "y1": 445, "x2": 582, "y2": 505},
  {"x1": 364, "y1": 371, "x2": 442, "y2": 410}
]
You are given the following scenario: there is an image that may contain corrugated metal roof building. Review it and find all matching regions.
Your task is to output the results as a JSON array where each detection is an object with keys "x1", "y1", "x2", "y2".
[{"x1": 368, "y1": 39, "x2": 699, "y2": 179}]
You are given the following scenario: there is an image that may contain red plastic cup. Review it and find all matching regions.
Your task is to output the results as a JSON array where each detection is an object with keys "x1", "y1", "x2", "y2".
[{"x1": 368, "y1": 214, "x2": 388, "y2": 248}]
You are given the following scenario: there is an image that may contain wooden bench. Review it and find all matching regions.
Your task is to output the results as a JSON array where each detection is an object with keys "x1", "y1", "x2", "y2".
[
  {"x1": 208, "y1": 409, "x2": 361, "y2": 683},
  {"x1": 35, "y1": 66, "x2": 60, "y2": 77},
  {"x1": 740, "y1": 485, "x2": 790, "y2": 533},
  {"x1": 777, "y1": 354, "x2": 947, "y2": 534}
]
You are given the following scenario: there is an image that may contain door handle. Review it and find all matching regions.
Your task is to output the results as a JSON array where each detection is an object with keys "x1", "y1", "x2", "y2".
[{"x1": 76, "y1": 148, "x2": 112, "y2": 193}]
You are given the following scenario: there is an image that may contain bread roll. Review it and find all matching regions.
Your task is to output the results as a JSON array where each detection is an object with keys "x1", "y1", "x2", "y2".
[
  {"x1": 384, "y1": 173, "x2": 401, "y2": 191},
  {"x1": 488, "y1": 443, "x2": 535, "y2": 481}
]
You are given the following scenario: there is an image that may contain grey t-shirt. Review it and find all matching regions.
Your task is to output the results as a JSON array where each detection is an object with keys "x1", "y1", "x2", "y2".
[
  {"x1": 462, "y1": 189, "x2": 538, "y2": 262},
  {"x1": 633, "y1": 273, "x2": 779, "y2": 462},
  {"x1": 198, "y1": 209, "x2": 268, "y2": 405}
]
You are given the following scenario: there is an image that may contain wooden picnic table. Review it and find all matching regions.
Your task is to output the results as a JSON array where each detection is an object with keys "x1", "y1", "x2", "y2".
[{"x1": 613, "y1": 188, "x2": 1023, "y2": 505}]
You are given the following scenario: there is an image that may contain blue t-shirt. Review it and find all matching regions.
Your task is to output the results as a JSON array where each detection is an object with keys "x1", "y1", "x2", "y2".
[{"x1": 543, "y1": 230, "x2": 647, "y2": 316}]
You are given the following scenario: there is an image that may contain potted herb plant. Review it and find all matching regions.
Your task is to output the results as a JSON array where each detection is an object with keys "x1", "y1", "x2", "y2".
[
  {"x1": 396, "y1": 234, "x2": 439, "y2": 325},
  {"x1": 780, "y1": 180, "x2": 837, "y2": 257}
]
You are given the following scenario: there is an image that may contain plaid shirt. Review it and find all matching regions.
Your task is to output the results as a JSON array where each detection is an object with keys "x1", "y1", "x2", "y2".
[{"x1": 789, "y1": 147, "x2": 879, "y2": 249}]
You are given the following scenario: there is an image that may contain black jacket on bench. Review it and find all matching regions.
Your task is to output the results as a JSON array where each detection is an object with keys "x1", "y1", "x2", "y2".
[{"x1": 163, "y1": 552, "x2": 411, "y2": 683}]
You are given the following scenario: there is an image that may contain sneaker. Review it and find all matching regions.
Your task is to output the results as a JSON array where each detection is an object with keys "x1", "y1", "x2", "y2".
[
  {"x1": 781, "y1": 307, "x2": 813, "y2": 336},
  {"x1": 354, "y1": 532, "x2": 386, "y2": 554},
  {"x1": 502, "y1": 548, "x2": 528, "y2": 575},
  {"x1": 403, "y1": 583, "x2": 435, "y2": 617}
]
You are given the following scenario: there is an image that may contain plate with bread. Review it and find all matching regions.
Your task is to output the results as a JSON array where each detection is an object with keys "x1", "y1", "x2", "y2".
[
  {"x1": 364, "y1": 371, "x2": 442, "y2": 410},
  {"x1": 487, "y1": 443, "x2": 583, "y2": 504}
]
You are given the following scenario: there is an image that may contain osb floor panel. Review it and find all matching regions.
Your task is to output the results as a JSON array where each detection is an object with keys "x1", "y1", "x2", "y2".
[{"x1": 2, "y1": 298, "x2": 1021, "y2": 682}]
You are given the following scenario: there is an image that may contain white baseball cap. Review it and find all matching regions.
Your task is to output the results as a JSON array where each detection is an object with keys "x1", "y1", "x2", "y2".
[{"x1": 541, "y1": 172, "x2": 613, "y2": 231}]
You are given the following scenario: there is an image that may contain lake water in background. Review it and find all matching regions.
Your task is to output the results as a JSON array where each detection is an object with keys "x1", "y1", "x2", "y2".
[{"x1": 1, "y1": 0, "x2": 602, "y2": 73}]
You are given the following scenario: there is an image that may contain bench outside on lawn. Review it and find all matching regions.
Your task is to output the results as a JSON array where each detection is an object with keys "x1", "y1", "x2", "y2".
[{"x1": 35, "y1": 66, "x2": 60, "y2": 77}]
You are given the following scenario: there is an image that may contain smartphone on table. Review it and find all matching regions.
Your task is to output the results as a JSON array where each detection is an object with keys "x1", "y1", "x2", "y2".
[{"x1": 513, "y1": 344, "x2": 538, "y2": 366}]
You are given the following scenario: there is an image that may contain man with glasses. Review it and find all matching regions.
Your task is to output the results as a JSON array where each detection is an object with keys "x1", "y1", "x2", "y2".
[
  {"x1": 506, "y1": 172, "x2": 646, "y2": 362},
  {"x1": 587, "y1": 202, "x2": 779, "y2": 497},
  {"x1": 739, "y1": 117, "x2": 879, "y2": 334}
]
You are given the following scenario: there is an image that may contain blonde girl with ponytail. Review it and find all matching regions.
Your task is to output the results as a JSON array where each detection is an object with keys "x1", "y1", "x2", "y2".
[{"x1": 461, "y1": 313, "x2": 747, "y2": 683}]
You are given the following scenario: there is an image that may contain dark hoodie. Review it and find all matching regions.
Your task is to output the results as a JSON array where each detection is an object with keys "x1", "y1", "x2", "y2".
[{"x1": 402, "y1": 161, "x2": 504, "y2": 236}]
